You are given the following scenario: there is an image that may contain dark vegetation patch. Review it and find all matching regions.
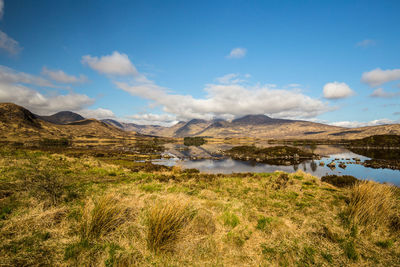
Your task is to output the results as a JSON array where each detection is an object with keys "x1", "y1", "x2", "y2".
[
  {"x1": 329, "y1": 130, "x2": 362, "y2": 136},
  {"x1": 133, "y1": 138, "x2": 165, "y2": 154},
  {"x1": 348, "y1": 135, "x2": 400, "y2": 148},
  {"x1": 303, "y1": 131, "x2": 325, "y2": 135},
  {"x1": 321, "y1": 175, "x2": 359, "y2": 188},
  {"x1": 363, "y1": 159, "x2": 400, "y2": 170},
  {"x1": 224, "y1": 145, "x2": 315, "y2": 165},
  {"x1": 183, "y1": 137, "x2": 207, "y2": 146},
  {"x1": 39, "y1": 138, "x2": 71, "y2": 148},
  {"x1": 348, "y1": 147, "x2": 400, "y2": 160}
]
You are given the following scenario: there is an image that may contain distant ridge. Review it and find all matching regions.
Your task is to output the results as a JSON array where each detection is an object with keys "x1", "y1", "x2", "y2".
[
  {"x1": 39, "y1": 111, "x2": 85, "y2": 124},
  {"x1": 1, "y1": 102, "x2": 400, "y2": 140}
]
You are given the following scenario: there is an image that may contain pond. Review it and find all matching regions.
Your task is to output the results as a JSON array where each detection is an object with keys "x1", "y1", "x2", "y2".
[{"x1": 153, "y1": 144, "x2": 400, "y2": 186}]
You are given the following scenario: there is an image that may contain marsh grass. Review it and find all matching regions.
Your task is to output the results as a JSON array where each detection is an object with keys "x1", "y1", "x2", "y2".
[{"x1": 146, "y1": 197, "x2": 195, "y2": 252}]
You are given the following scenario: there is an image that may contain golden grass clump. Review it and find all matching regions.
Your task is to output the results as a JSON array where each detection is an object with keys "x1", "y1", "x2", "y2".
[
  {"x1": 81, "y1": 194, "x2": 128, "y2": 240},
  {"x1": 348, "y1": 181, "x2": 396, "y2": 229},
  {"x1": 147, "y1": 197, "x2": 194, "y2": 252}
]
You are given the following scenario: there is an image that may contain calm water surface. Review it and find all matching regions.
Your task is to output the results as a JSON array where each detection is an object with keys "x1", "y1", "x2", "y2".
[{"x1": 152, "y1": 144, "x2": 400, "y2": 186}]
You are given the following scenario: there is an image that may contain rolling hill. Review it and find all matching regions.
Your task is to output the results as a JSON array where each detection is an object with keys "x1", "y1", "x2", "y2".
[{"x1": 0, "y1": 103, "x2": 133, "y2": 142}]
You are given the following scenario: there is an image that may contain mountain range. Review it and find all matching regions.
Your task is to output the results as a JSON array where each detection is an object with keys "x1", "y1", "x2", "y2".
[{"x1": 1, "y1": 102, "x2": 400, "y2": 141}]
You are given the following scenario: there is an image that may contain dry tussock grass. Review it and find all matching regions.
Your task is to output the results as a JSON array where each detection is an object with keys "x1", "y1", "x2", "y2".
[
  {"x1": 146, "y1": 196, "x2": 195, "y2": 252},
  {"x1": 348, "y1": 181, "x2": 397, "y2": 229},
  {"x1": 81, "y1": 194, "x2": 130, "y2": 240}
]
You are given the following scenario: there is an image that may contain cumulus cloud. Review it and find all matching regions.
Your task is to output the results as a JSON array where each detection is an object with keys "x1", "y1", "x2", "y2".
[
  {"x1": 0, "y1": 82, "x2": 94, "y2": 115},
  {"x1": 361, "y1": 68, "x2": 400, "y2": 87},
  {"x1": 78, "y1": 108, "x2": 115, "y2": 119},
  {"x1": 116, "y1": 77, "x2": 330, "y2": 122},
  {"x1": 0, "y1": 65, "x2": 55, "y2": 87},
  {"x1": 323, "y1": 82, "x2": 354, "y2": 99},
  {"x1": 215, "y1": 73, "x2": 244, "y2": 84},
  {"x1": 127, "y1": 113, "x2": 178, "y2": 126},
  {"x1": 82, "y1": 51, "x2": 137, "y2": 76},
  {"x1": 42, "y1": 67, "x2": 88, "y2": 84},
  {"x1": 370, "y1": 88, "x2": 400, "y2": 98},
  {"x1": 0, "y1": 65, "x2": 96, "y2": 115},
  {"x1": 0, "y1": 31, "x2": 22, "y2": 55},
  {"x1": 84, "y1": 53, "x2": 329, "y2": 124},
  {"x1": 356, "y1": 39, "x2": 376, "y2": 48},
  {"x1": 226, "y1": 47, "x2": 247, "y2": 59},
  {"x1": 329, "y1": 119, "x2": 395, "y2": 128}
]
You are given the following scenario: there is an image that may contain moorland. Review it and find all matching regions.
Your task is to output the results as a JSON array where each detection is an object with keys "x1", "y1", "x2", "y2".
[{"x1": 1, "y1": 102, "x2": 400, "y2": 266}]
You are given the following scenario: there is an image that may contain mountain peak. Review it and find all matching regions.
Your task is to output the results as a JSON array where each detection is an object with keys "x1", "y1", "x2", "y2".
[
  {"x1": 39, "y1": 111, "x2": 85, "y2": 124},
  {"x1": 232, "y1": 114, "x2": 277, "y2": 125}
]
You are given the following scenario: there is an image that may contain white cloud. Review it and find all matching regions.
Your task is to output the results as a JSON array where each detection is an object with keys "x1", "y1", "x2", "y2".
[
  {"x1": 82, "y1": 51, "x2": 137, "y2": 76},
  {"x1": 0, "y1": 65, "x2": 55, "y2": 87},
  {"x1": 127, "y1": 113, "x2": 178, "y2": 126},
  {"x1": 0, "y1": 82, "x2": 94, "y2": 115},
  {"x1": 42, "y1": 67, "x2": 88, "y2": 84},
  {"x1": 0, "y1": 0, "x2": 4, "y2": 20},
  {"x1": 226, "y1": 47, "x2": 247, "y2": 59},
  {"x1": 287, "y1": 83, "x2": 301, "y2": 88},
  {"x1": 370, "y1": 88, "x2": 400, "y2": 98},
  {"x1": 0, "y1": 31, "x2": 22, "y2": 55},
  {"x1": 0, "y1": 65, "x2": 95, "y2": 115},
  {"x1": 116, "y1": 76, "x2": 330, "y2": 122},
  {"x1": 356, "y1": 39, "x2": 376, "y2": 48},
  {"x1": 215, "y1": 73, "x2": 244, "y2": 84},
  {"x1": 82, "y1": 54, "x2": 328, "y2": 125},
  {"x1": 361, "y1": 68, "x2": 400, "y2": 87},
  {"x1": 329, "y1": 119, "x2": 395, "y2": 128},
  {"x1": 79, "y1": 108, "x2": 115, "y2": 119},
  {"x1": 323, "y1": 82, "x2": 354, "y2": 99}
]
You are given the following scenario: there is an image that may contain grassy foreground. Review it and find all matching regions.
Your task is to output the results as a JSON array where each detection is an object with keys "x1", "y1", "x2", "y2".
[{"x1": 0, "y1": 147, "x2": 399, "y2": 266}]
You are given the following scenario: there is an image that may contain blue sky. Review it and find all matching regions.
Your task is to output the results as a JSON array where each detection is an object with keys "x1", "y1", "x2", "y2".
[{"x1": 0, "y1": 0, "x2": 399, "y2": 127}]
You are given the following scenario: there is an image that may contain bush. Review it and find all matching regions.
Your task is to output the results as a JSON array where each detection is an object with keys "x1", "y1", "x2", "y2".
[
  {"x1": 321, "y1": 175, "x2": 359, "y2": 188},
  {"x1": 81, "y1": 194, "x2": 128, "y2": 240},
  {"x1": 348, "y1": 181, "x2": 396, "y2": 229},
  {"x1": 146, "y1": 198, "x2": 194, "y2": 252}
]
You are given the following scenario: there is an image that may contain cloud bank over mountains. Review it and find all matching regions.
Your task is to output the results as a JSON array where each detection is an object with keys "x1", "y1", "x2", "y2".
[
  {"x1": 0, "y1": 46, "x2": 399, "y2": 127},
  {"x1": 79, "y1": 51, "x2": 330, "y2": 122}
]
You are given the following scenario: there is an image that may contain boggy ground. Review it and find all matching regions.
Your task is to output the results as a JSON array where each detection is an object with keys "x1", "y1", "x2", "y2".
[{"x1": 0, "y1": 146, "x2": 399, "y2": 266}]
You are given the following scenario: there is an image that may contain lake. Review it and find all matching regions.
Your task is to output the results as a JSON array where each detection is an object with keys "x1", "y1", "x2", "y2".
[{"x1": 153, "y1": 144, "x2": 400, "y2": 186}]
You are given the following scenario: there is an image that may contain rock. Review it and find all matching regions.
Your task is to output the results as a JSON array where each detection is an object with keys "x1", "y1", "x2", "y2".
[{"x1": 338, "y1": 163, "x2": 346, "y2": 169}]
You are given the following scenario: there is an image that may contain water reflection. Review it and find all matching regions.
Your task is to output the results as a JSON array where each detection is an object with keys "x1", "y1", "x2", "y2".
[{"x1": 155, "y1": 144, "x2": 400, "y2": 186}]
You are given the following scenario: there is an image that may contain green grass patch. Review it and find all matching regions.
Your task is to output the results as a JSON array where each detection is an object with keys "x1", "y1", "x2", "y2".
[{"x1": 221, "y1": 211, "x2": 240, "y2": 228}]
